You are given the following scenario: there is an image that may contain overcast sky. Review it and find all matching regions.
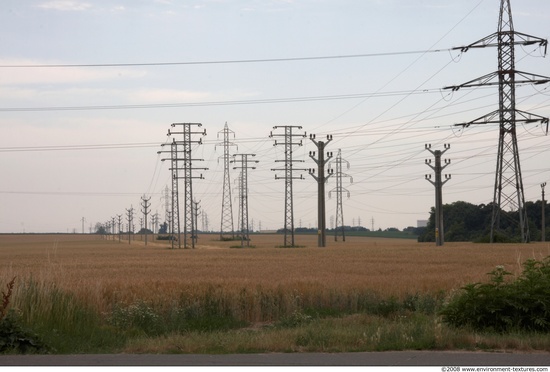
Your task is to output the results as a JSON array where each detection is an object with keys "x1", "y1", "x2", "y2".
[{"x1": 1, "y1": 0, "x2": 549, "y2": 234}]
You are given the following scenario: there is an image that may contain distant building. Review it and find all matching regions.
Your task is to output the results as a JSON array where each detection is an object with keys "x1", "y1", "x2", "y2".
[
  {"x1": 259, "y1": 230, "x2": 277, "y2": 234},
  {"x1": 417, "y1": 220, "x2": 428, "y2": 228}
]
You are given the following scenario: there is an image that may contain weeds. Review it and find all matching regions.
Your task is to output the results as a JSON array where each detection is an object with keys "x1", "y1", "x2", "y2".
[
  {"x1": 1, "y1": 277, "x2": 16, "y2": 321},
  {"x1": 276, "y1": 310, "x2": 313, "y2": 328}
]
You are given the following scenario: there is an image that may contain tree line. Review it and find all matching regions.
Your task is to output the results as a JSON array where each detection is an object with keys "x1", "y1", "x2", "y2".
[{"x1": 418, "y1": 200, "x2": 549, "y2": 243}]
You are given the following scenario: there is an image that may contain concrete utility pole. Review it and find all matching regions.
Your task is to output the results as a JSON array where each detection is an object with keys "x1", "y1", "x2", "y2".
[
  {"x1": 217, "y1": 122, "x2": 237, "y2": 240},
  {"x1": 308, "y1": 134, "x2": 333, "y2": 247},
  {"x1": 328, "y1": 149, "x2": 352, "y2": 242},
  {"x1": 542, "y1": 182, "x2": 546, "y2": 242},
  {"x1": 425, "y1": 144, "x2": 451, "y2": 247},
  {"x1": 233, "y1": 153, "x2": 258, "y2": 247},
  {"x1": 141, "y1": 195, "x2": 151, "y2": 246},
  {"x1": 445, "y1": 0, "x2": 549, "y2": 243},
  {"x1": 126, "y1": 205, "x2": 134, "y2": 244},
  {"x1": 270, "y1": 126, "x2": 307, "y2": 247},
  {"x1": 81, "y1": 217, "x2": 85, "y2": 234}
]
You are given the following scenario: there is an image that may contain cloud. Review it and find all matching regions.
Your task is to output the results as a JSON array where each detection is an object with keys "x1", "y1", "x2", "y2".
[
  {"x1": 37, "y1": 1, "x2": 92, "y2": 11},
  {"x1": 130, "y1": 89, "x2": 213, "y2": 103}
]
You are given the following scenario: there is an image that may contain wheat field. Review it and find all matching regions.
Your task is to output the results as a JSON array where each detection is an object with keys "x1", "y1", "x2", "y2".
[{"x1": 2, "y1": 233, "x2": 549, "y2": 321}]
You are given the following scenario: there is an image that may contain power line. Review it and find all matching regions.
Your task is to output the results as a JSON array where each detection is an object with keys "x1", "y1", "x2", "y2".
[
  {"x1": 0, "y1": 142, "x2": 159, "y2": 152},
  {"x1": 0, "y1": 49, "x2": 453, "y2": 69},
  {"x1": 0, "y1": 89, "x2": 444, "y2": 112}
]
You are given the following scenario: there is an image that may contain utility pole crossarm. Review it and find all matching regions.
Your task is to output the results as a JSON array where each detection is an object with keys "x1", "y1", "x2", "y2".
[
  {"x1": 452, "y1": 30, "x2": 547, "y2": 53},
  {"x1": 444, "y1": 70, "x2": 550, "y2": 91}
]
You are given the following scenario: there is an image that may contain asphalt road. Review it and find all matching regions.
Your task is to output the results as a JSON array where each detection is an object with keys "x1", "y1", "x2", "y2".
[{"x1": 1, "y1": 351, "x2": 549, "y2": 366}]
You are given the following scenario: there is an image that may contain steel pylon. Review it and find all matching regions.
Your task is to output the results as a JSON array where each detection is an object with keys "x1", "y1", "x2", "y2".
[
  {"x1": 270, "y1": 126, "x2": 306, "y2": 247},
  {"x1": 445, "y1": 0, "x2": 549, "y2": 243},
  {"x1": 328, "y1": 149, "x2": 352, "y2": 242},
  {"x1": 217, "y1": 123, "x2": 237, "y2": 240}
]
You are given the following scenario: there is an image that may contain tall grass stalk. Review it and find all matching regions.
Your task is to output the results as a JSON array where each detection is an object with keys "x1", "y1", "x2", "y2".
[{"x1": 10, "y1": 279, "x2": 125, "y2": 353}]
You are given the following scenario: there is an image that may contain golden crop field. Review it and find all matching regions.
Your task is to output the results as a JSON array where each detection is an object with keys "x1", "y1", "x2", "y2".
[{"x1": 2, "y1": 233, "x2": 549, "y2": 322}]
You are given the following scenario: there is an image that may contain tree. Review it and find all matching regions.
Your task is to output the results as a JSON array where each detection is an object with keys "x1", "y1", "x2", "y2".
[
  {"x1": 418, "y1": 200, "x2": 549, "y2": 243},
  {"x1": 94, "y1": 222, "x2": 107, "y2": 235},
  {"x1": 158, "y1": 222, "x2": 168, "y2": 234}
]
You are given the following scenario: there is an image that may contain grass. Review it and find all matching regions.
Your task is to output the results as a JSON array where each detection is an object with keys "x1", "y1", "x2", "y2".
[{"x1": 1, "y1": 234, "x2": 550, "y2": 354}]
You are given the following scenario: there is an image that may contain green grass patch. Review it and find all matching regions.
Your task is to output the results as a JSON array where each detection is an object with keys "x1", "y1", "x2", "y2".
[
  {"x1": 3, "y1": 273, "x2": 550, "y2": 355},
  {"x1": 11, "y1": 280, "x2": 126, "y2": 353}
]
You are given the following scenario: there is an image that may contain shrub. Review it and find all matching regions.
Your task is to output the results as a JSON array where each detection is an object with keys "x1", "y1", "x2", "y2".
[
  {"x1": 440, "y1": 257, "x2": 550, "y2": 332},
  {"x1": 0, "y1": 310, "x2": 50, "y2": 354}
]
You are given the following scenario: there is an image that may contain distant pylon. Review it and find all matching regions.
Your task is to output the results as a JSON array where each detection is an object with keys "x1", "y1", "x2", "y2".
[
  {"x1": 216, "y1": 122, "x2": 237, "y2": 240},
  {"x1": 445, "y1": 0, "x2": 549, "y2": 243},
  {"x1": 163, "y1": 185, "x2": 171, "y2": 234},
  {"x1": 192, "y1": 199, "x2": 201, "y2": 246},
  {"x1": 270, "y1": 125, "x2": 307, "y2": 247},
  {"x1": 158, "y1": 139, "x2": 181, "y2": 248},
  {"x1": 141, "y1": 195, "x2": 151, "y2": 246},
  {"x1": 328, "y1": 149, "x2": 352, "y2": 242},
  {"x1": 232, "y1": 153, "x2": 258, "y2": 247},
  {"x1": 117, "y1": 214, "x2": 122, "y2": 243},
  {"x1": 126, "y1": 205, "x2": 134, "y2": 244}
]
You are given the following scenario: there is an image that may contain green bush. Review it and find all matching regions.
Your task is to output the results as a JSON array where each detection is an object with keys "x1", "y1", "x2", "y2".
[
  {"x1": 0, "y1": 310, "x2": 50, "y2": 354},
  {"x1": 440, "y1": 257, "x2": 550, "y2": 332}
]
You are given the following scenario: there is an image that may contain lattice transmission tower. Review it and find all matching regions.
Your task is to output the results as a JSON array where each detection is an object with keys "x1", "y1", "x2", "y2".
[
  {"x1": 169, "y1": 123, "x2": 207, "y2": 248},
  {"x1": 328, "y1": 149, "x2": 352, "y2": 241},
  {"x1": 158, "y1": 139, "x2": 181, "y2": 248},
  {"x1": 233, "y1": 154, "x2": 258, "y2": 247},
  {"x1": 445, "y1": 0, "x2": 549, "y2": 243},
  {"x1": 270, "y1": 125, "x2": 306, "y2": 247},
  {"x1": 216, "y1": 122, "x2": 237, "y2": 240}
]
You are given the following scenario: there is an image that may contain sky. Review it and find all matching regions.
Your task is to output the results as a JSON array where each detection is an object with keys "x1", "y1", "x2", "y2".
[{"x1": 0, "y1": 0, "x2": 549, "y2": 234}]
